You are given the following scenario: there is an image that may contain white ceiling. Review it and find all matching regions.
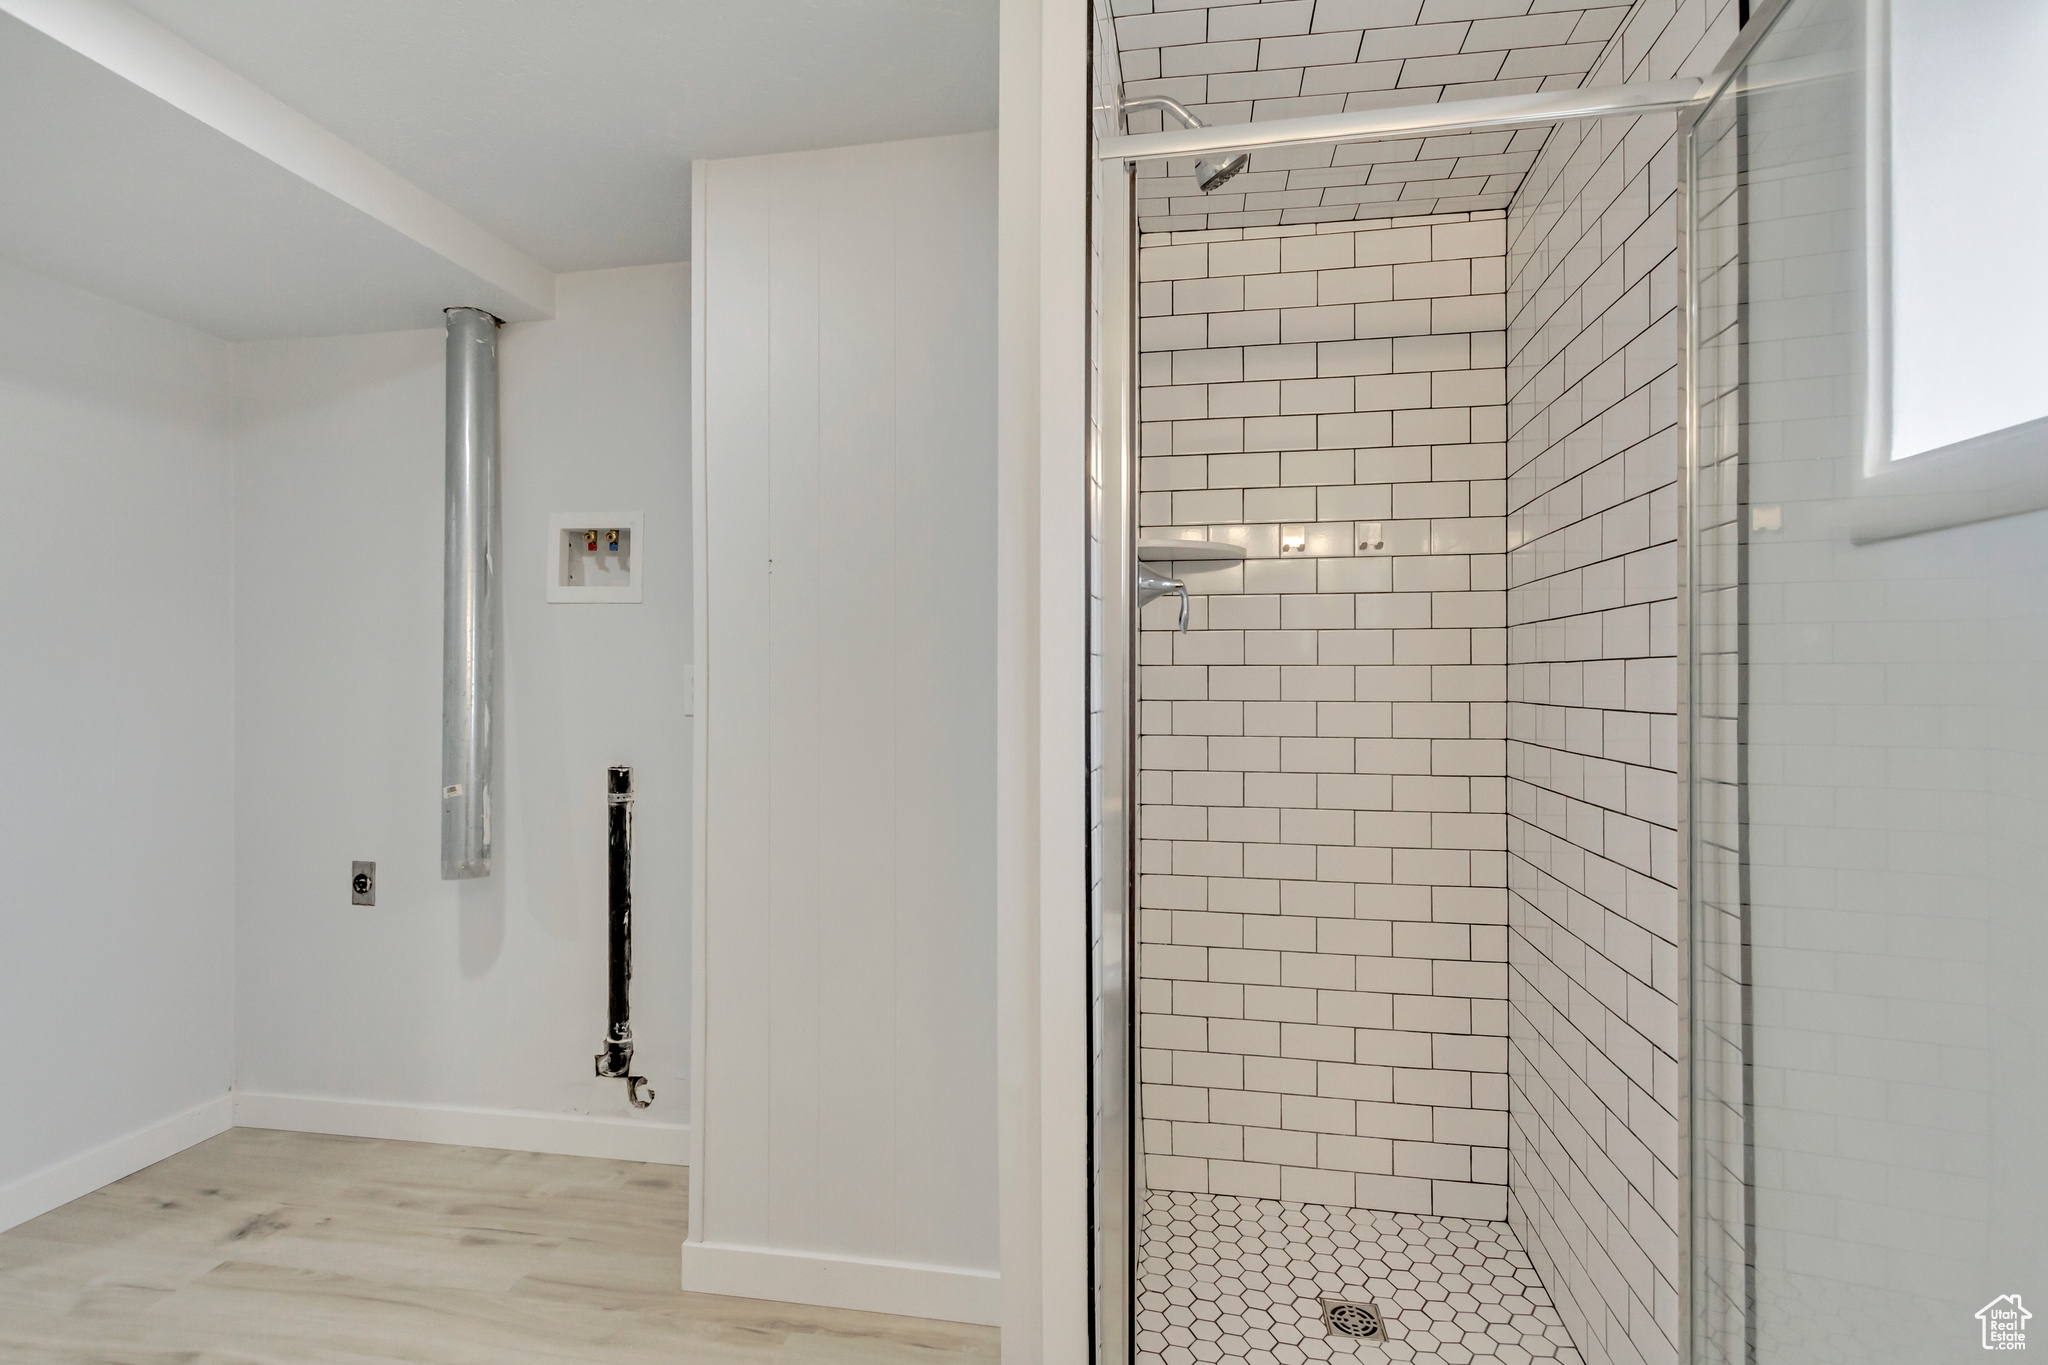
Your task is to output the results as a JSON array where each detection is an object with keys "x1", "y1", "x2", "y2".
[
  {"x1": 1112, "y1": 0, "x2": 1630, "y2": 232},
  {"x1": 0, "y1": 10, "x2": 550, "y2": 339},
  {"x1": 123, "y1": 0, "x2": 999, "y2": 272},
  {"x1": 0, "y1": 0, "x2": 994, "y2": 340}
]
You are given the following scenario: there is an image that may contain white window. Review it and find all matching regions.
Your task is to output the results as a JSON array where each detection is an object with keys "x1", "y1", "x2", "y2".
[
  {"x1": 1883, "y1": 0, "x2": 2048, "y2": 463},
  {"x1": 1854, "y1": 0, "x2": 2048, "y2": 541}
]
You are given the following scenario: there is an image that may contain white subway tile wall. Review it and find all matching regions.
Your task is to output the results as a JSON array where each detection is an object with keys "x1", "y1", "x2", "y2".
[
  {"x1": 1501, "y1": 5, "x2": 1735, "y2": 1365},
  {"x1": 1136, "y1": 212, "x2": 1512, "y2": 1223},
  {"x1": 1111, "y1": 1, "x2": 1635, "y2": 232}
]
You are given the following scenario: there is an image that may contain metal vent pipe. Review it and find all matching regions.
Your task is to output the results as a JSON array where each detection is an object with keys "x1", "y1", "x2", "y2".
[{"x1": 441, "y1": 307, "x2": 499, "y2": 879}]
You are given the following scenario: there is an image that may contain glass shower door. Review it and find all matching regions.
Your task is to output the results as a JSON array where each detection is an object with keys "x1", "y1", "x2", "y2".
[{"x1": 1687, "y1": 1, "x2": 2048, "y2": 1360}]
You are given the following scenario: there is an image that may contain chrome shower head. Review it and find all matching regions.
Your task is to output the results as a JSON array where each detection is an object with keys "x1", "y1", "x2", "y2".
[
  {"x1": 1195, "y1": 152, "x2": 1251, "y2": 193},
  {"x1": 1121, "y1": 96, "x2": 1252, "y2": 196}
]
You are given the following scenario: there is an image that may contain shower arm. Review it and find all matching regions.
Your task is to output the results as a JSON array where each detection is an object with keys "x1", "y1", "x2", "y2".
[{"x1": 1120, "y1": 95, "x2": 1203, "y2": 133}]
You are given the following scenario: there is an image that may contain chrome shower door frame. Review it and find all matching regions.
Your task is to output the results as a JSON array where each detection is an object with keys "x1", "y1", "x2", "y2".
[
  {"x1": 1087, "y1": 143, "x2": 1140, "y2": 1365},
  {"x1": 1675, "y1": 6, "x2": 1803, "y2": 1363}
]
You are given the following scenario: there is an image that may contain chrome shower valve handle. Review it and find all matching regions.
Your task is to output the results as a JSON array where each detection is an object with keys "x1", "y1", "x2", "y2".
[{"x1": 1136, "y1": 562, "x2": 1190, "y2": 633}]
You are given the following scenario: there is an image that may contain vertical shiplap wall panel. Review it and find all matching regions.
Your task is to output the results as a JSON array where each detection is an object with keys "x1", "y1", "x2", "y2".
[
  {"x1": 814, "y1": 145, "x2": 902, "y2": 1258},
  {"x1": 887, "y1": 134, "x2": 1000, "y2": 1270},
  {"x1": 764, "y1": 154, "x2": 824, "y2": 1247},
  {"x1": 695, "y1": 132, "x2": 1000, "y2": 1316},
  {"x1": 701, "y1": 151, "x2": 777, "y2": 1245}
]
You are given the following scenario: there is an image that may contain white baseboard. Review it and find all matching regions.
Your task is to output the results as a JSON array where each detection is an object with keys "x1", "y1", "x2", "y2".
[
  {"x1": 0, "y1": 1092, "x2": 234, "y2": 1234},
  {"x1": 679, "y1": 1239, "x2": 1000, "y2": 1326},
  {"x1": 232, "y1": 1092, "x2": 689, "y2": 1165}
]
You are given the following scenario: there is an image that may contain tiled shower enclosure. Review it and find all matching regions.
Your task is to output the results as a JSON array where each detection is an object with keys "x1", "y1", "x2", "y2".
[{"x1": 1127, "y1": 7, "x2": 1723, "y2": 1363}]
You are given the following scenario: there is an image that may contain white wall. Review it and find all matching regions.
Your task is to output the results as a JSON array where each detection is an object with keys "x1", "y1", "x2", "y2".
[
  {"x1": 687, "y1": 132, "x2": 999, "y2": 1325},
  {"x1": 0, "y1": 259, "x2": 237, "y2": 1228},
  {"x1": 232, "y1": 264, "x2": 691, "y2": 1158},
  {"x1": 997, "y1": 0, "x2": 1095, "y2": 1355}
]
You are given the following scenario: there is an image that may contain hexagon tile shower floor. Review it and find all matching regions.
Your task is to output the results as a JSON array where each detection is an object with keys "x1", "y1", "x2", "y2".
[{"x1": 1136, "y1": 1192, "x2": 1585, "y2": 1365}]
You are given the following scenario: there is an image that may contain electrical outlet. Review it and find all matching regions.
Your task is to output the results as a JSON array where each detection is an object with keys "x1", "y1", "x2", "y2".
[{"x1": 351, "y1": 861, "x2": 376, "y2": 906}]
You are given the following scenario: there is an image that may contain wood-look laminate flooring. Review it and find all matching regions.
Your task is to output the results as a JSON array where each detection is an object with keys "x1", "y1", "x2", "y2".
[{"x1": 0, "y1": 1127, "x2": 1000, "y2": 1365}]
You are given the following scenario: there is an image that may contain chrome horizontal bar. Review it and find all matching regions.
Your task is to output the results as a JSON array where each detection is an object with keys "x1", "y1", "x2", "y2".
[{"x1": 1098, "y1": 78, "x2": 1704, "y2": 162}]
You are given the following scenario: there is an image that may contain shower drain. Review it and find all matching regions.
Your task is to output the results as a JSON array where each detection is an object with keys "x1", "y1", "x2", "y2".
[{"x1": 1320, "y1": 1298, "x2": 1388, "y2": 1342}]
